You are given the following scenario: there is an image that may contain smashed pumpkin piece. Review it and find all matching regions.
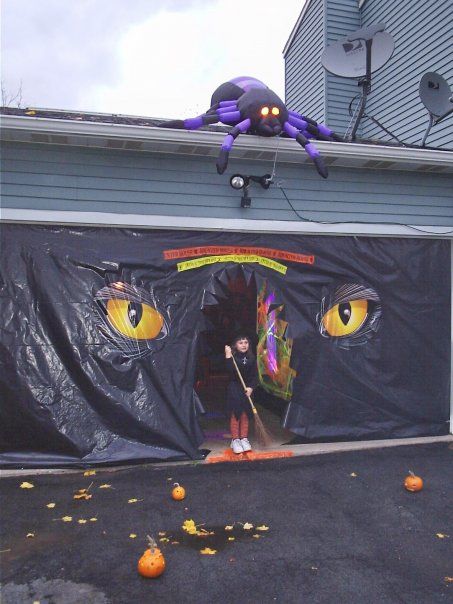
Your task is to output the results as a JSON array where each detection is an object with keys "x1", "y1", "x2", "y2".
[
  {"x1": 26, "y1": 533, "x2": 35, "y2": 538},
  {"x1": 436, "y1": 533, "x2": 449, "y2": 539},
  {"x1": 224, "y1": 525, "x2": 234, "y2": 531},
  {"x1": 20, "y1": 482, "x2": 34, "y2": 489},
  {"x1": 78, "y1": 519, "x2": 87, "y2": 524},
  {"x1": 46, "y1": 503, "x2": 56, "y2": 509},
  {"x1": 62, "y1": 516, "x2": 73, "y2": 522},
  {"x1": 256, "y1": 525, "x2": 269, "y2": 531},
  {"x1": 99, "y1": 484, "x2": 112, "y2": 489},
  {"x1": 83, "y1": 470, "x2": 96, "y2": 476},
  {"x1": 200, "y1": 547, "x2": 217, "y2": 555},
  {"x1": 129, "y1": 534, "x2": 137, "y2": 539},
  {"x1": 242, "y1": 522, "x2": 254, "y2": 530}
]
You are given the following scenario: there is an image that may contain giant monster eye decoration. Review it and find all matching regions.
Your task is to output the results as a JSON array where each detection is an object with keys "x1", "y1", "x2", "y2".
[
  {"x1": 94, "y1": 282, "x2": 168, "y2": 359},
  {"x1": 317, "y1": 284, "x2": 382, "y2": 348}
]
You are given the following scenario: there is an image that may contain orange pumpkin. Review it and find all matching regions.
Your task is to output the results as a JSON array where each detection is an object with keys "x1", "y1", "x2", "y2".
[
  {"x1": 404, "y1": 471, "x2": 423, "y2": 492},
  {"x1": 138, "y1": 536, "x2": 166, "y2": 578},
  {"x1": 171, "y1": 483, "x2": 186, "y2": 501}
]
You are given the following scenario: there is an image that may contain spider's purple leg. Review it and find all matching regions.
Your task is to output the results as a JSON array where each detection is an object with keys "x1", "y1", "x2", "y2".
[
  {"x1": 283, "y1": 121, "x2": 328, "y2": 178},
  {"x1": 289, "y1": 115, "x2": 326, "y2": 141},
  {"x1": 160, "y1": 112, "x2": 221, "y2": 130},
  {"x1": 289, "y1": 111, "x2": 343, "y2": 141},
  {"x1": 215, "y1": 103, "x2": 241, "y2": 125},
  {"x1": 216, "y1": 118, "x2": 251, "y2": 174},
  {"x1": 160, "y1": 101, "x2": 240, "y2": 129}
]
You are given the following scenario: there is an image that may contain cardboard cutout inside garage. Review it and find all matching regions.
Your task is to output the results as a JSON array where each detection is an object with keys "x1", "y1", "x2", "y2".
[{"x1": 0, "y1": 225, "x2": 450, "y2": 466}]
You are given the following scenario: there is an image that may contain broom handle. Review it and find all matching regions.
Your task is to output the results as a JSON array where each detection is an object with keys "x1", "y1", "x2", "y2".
[{"x1": 230, "y1": 355, "x2": 258, "y2": 416}]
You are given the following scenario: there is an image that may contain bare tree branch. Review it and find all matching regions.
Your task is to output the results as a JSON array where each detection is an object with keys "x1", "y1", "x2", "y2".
[{"x1": 1, "y1": 80, "x2": 24, "y2": 108}]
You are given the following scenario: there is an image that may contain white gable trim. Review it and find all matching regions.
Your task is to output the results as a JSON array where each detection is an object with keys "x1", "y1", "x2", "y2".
[{"x1": 283, "y1": 0, "x2": 313, "y2": 57}]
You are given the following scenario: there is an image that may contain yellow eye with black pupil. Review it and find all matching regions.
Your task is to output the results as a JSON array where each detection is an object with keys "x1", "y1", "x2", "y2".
[
  {"x1": 322, "y1": 299, "x2": 368, "y2": 337},
  {"x1": 271, "y1": 107, "x2": 280, "y2": 115},
  {"x1": 105, "y1": 299, "x2": 164, "y2": 340}
]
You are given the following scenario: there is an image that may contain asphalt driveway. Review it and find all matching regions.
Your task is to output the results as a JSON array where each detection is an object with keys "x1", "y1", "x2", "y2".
[{"x1": 1, "y1": 442, "x2": 452, "y2": 603}]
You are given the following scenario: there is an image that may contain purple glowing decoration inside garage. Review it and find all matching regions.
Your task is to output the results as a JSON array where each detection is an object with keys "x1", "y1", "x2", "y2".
[{"x1": 161, "y1": 76, "x2": 342, "y2": 178}]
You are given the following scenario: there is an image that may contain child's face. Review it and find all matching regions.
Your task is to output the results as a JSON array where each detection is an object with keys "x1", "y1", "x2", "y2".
[{"x1": 235, "y1": 338, "x2": 249, "y2": 353}]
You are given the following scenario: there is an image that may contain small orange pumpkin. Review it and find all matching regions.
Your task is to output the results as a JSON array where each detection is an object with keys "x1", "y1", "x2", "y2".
[
  {"x1": 171, "y1": 483, "x2": 186, "y2": 501},
  {"x1": 138, "y1": 535, "x2": 166, "y2": 578},
  {"x1": 404, "y1": 471, "x2": 423, "y2": 492}
]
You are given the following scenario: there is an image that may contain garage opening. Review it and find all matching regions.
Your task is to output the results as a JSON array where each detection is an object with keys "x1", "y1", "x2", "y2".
[{"x1": 195, "y1": 267, "x2": 293, "y2": 451}]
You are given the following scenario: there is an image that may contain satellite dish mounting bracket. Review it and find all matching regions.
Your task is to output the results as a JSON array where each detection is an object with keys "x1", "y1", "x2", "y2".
[{"x1": 348, "y1": 37, "x2": 373, "y2": 140}]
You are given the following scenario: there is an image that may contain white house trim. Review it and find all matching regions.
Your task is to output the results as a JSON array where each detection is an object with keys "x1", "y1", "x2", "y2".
[
  {"x1": 283, "y1": 0, "x2": 313, "y2": 57},
  {"x1": 2, "y1": 208, "x2": 452, "y2": 239}
]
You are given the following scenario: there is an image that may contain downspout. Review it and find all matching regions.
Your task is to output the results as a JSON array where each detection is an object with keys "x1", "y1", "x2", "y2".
[
  {"x1": 451, "y1": 239, "x2": 453, "y2": 434},
  {"x1": 323, "y1": 0, "x2": 328, "y2": 124}
]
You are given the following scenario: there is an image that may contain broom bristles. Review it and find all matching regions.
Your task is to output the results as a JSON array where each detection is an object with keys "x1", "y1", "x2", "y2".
[
  {"x1": 229, "y1": 353, "x2": 273, "y2": 448},
  {"x1": 253, "y1": 411, "x2": 274, "y2": 448}
]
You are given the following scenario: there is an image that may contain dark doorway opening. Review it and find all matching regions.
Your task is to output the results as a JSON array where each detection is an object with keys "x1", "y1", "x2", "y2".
[
  {"x1": 196, "y1": 270, "x2": 257, "y2": 441},
  {"x1": 196, "y1": 269, "x2": 293, "y2": 450}
]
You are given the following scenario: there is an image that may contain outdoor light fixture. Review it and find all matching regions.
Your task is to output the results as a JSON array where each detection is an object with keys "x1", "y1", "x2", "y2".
[{"x1": 229, "y1": 173, "x2": 273, "y2": 208}]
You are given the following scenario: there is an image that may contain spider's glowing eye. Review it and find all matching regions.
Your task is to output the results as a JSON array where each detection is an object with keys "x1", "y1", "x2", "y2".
[
  {"x1": 261, "y1": 106, "x2": 270, "y2": 116},
  {"x1": 105, "y1": 298, "x2": 164, "y2": 340},
  {"x1": 271, "y1": 107, "x2": 280, "y2": 116},
  {"x1": 321, "y1": 299, "x2": 368, "y2": 337}
]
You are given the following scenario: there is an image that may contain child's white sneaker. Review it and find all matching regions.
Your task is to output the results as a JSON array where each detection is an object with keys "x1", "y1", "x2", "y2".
[
  {"x1": 231, "y1": 439, "x2": 244, "y2": 454},
  {"x1": 240, "y1": 438, "x2": 252, "y2": 452}
]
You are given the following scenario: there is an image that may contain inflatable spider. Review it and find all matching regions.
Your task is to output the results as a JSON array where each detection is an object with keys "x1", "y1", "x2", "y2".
[{"x1": 161, "y1": 76, "x2": 341, "y2": 178}]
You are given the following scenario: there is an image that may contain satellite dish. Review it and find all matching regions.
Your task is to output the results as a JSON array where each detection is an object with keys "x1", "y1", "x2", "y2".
[
  {"x1": 419, "y1": 72, "x2": 453, "y2": 145},
  {"x1": 419, "y1": 72, "x2": 453, "y2": 118},
  {"x1": 321, "y1": 23, "x2": 396, "y2": 141},
  {"x1": 321, "y1": 28, "x2": 394, "y2": 78}
]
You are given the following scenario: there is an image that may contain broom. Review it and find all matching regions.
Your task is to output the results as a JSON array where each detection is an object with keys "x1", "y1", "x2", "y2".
[{"x1": 230, "y1": 354, "x2": 273, "y2": 448}]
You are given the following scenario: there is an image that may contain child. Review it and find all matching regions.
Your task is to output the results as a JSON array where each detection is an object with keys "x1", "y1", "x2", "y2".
[{"x1": 224, "y1": 334, "x2": 259, "y2": 454}]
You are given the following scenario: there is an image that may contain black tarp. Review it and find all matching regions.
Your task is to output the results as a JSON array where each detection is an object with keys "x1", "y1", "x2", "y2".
[{"x1": 0, "y1": 225, "x2": 450, "y2": 466}]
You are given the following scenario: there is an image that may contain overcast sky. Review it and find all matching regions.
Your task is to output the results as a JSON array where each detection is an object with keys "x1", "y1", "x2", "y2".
[{"x1": 1, "y1": 0, "x2": 304, "y2": 118}]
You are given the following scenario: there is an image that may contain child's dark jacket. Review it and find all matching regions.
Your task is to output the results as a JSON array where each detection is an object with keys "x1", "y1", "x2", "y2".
[{"x1": 225, "y1": 351, "x2": 259, "y2": 420}]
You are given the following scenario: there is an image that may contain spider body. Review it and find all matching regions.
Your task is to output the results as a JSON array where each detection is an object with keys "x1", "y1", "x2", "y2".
[
  {"x1": 161, "y1": 76, "x2": 341, "y2": 178},
  {"x1": 211, "y1": 78, "x2": 288, "y2": 136}
]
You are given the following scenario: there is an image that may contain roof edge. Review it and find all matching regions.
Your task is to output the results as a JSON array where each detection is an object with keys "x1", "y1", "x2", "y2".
[
  {"x1": 1, "y1": 114, "x2": 452, "y2": 171},
  {"x1": 283, "y1": 0, "x2": 312, "y2": 57}
]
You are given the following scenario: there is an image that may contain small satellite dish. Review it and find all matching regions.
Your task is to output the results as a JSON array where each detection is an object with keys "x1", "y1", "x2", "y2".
[
  {"x1": 419, "y1": 72, "x2": 453, "y2": 145},
  {"x1": 320, "y1": 23, "x2": 396, "y2": 141},
  {"x1": 321, "y1": 24, "x2": 394, "y2": 78},
  {"x1": 419, "y1": 72, "x2": 453, "y2": 118}
]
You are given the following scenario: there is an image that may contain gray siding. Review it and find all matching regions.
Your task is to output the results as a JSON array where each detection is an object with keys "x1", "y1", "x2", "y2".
[
  {"x1": 325, "y1": 0, "x2": 361, "y2": 134},
  {"x1": 285, "y1": 0, "x2": 326, "y2": 123},
  {"x1": 284, "y1": 0, "x2": 361, "y2": 136},
  {"x1": 284, "y1": 0, "x2": 452, "y2": 148},
  {"x1": 1, "y1": 141, "x2": 452, "y2": 227},
  {"x1": 361, "y1": 0, "x2": 453, "y2": 148}
]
